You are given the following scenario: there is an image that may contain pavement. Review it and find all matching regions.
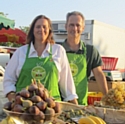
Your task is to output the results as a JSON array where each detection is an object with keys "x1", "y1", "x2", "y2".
[{"x1": 0, "y1": 112, "x2": 7, "y2": 121}]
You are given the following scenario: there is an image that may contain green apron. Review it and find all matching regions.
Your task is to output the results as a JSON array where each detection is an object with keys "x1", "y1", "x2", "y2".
[
  {"x1": 16, "y1": 45, "x2": 61, "y2": 100},
  {"x1": 66, "y1": 42, "x2": 88, "y2": 105}
]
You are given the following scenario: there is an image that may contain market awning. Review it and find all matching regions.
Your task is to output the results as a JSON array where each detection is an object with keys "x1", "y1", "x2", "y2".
[
  {"x1": 0, "y1": 28, "x2": 27, "y2": 45},
  {"x1": 0, "y1": 14, "x2": 15, "y2": 29}
]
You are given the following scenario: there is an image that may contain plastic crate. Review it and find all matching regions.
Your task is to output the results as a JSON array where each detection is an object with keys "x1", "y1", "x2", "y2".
[
  {"x1": 101, "y1": 57, "x2": 118, "y2": 70},
  {"x1": 87, "y1": 92, "x2": 103, "y2": 105}
]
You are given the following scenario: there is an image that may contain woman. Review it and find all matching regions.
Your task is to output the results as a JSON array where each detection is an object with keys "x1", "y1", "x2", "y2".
[{"x1": 3, "y1": 15, "x2": 78, "y2": 104}]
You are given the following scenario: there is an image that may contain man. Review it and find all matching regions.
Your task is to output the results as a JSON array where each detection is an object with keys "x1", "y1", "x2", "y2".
[{"x1": 62, "y1": 11, "x2": 108, "y2": 105}]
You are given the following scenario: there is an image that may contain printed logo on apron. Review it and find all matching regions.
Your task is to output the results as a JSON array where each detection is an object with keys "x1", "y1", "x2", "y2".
[
  {"x1": 69, "y1": 62, "x2": 78, "y2": 77},
  {"x1": 31, "y1": 66, "x2": 46, "y2": 80}
]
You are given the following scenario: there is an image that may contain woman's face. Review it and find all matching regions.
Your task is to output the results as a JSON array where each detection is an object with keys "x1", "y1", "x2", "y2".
[{"x1": 33, "y1": 18, "x2": 50, "y2": 42}]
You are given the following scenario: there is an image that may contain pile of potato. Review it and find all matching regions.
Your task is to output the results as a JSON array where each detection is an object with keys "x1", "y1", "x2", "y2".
[{"x1": 3, "y1": 79, "x2": 61, "y2": 124}]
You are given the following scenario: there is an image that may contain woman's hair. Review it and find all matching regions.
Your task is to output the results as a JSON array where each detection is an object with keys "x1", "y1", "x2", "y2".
[
  {"x1": 26, "y1": 15, "x2": 55, "y2": 44},
  {"x1": 66, "y1": 11, "x2": 85, "y2": 26}
]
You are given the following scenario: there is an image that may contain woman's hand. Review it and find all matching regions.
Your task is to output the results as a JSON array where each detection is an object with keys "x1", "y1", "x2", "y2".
[
  {"x1": 7, "y1": 92, "x2": 16, "y2": 102},
  {"x1": 68, "y1": 99, "x2": 78, "y2": 105}
]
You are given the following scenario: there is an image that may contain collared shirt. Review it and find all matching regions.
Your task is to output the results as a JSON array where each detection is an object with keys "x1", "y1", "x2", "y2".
[
  {"x1": 63, "y1": 40, "x2": 84, "y2": 54},
  {"x1": 3, "y1": 42, "x2": 78, "y2": 101},
  {"x1": 62, "y1": 39, "x2": 103, "y2": 77}
]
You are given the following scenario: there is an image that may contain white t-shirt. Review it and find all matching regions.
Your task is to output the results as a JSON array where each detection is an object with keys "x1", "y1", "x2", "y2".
[{"x1": 3, "y1": 42, "x2": 78, "y2": 101}]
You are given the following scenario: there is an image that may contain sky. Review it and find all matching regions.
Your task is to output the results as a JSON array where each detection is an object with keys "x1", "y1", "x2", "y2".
[{"x1": 0, "y1": 0, "x2": 125, "y2": 29}]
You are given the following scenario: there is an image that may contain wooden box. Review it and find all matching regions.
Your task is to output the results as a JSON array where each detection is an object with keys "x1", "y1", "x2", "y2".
[{"x1": 88, "y1": 80, "x2": 125, "y2": 92}]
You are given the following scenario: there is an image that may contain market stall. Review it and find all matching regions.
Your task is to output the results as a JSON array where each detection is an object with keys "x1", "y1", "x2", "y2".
[
  {"x1": 0, "y1": 14, "x2": 15, "y2": 29},
  {"x1": 2, "y1": 79, "x2": 108, "y2": 124},
  {"x1": 0, "y1": 28, "x2": 27, "y2": 45},
  {"x1": 1, "y1": 79, "x2": 125, "y2": 124},
  {"x1": 0, "y1": 14, "x2": 26, "y2": 46}
]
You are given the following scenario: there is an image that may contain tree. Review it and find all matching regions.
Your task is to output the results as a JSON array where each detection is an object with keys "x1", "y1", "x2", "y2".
[
  {"x1": 19, "y1": 26, "x2": 29, "y2": 34},
  {"x1": 0, "y1": 12, "x2": 8, "y2": 17}
]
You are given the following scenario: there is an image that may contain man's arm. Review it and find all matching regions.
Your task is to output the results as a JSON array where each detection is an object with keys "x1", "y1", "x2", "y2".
[{"x1": 92, "y1": 66, "x2": 108, "y2": 95}]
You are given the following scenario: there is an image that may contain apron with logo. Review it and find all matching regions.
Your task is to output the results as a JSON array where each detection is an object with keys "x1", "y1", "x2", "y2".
[
  {"x1": 66, "y1": 42, "x2": 88, "y2": 105},
  {"x1": 16, "y1": 45, "x2": 61, "y2": 100}
]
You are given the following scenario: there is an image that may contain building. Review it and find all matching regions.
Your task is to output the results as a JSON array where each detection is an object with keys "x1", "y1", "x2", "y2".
[{"x1": 52, "y1": 20, "x2": 125, "y2": 70}]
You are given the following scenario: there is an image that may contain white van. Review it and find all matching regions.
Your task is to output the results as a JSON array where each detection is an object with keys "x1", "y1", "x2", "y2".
[
  {"x1": 0, "y1": 53, "x2": 10, "y2": 68},
  {"x1": 0, "y1": 46, "x2": 17, "y2": 68}
]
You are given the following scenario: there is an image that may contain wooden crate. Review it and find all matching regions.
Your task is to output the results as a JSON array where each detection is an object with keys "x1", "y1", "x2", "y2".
[{"x1": 88, "y1": 80, "x2": 125, "y2": 92}]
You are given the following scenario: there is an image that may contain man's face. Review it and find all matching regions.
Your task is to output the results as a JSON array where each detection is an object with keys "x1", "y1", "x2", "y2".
[{"x1": 65, "y1": 15, "x2": 84, "y2": 38}]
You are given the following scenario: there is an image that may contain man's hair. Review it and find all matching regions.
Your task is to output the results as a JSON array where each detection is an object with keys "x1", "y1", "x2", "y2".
[{"x1": 66, "y1": 11, "x2": 85, "y2": 26}]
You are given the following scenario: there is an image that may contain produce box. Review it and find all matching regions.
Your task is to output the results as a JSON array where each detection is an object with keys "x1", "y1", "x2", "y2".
[
  {"x1": 88, "y1": 80, "x2": 125, "y2": 92},
  {"x1": 87, "y1": 92, "x2": 103, "y2": 105},
  {"x1": 84, "y1": 105, "x2": 125, "y2": 124},
  {"x1": 59, "y1": 102, "x2": 125, "y2": 124},
  {"x1": 57, "y1": 102, "x2": 106, "y2": 124}
]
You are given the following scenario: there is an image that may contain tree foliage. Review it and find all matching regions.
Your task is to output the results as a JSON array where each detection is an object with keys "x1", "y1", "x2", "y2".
[
  {"x1": 0, "y1": 42, "x2": 22, "y2": 47},
  {"x1": 19, "y1": 26, "x2": 29, "y2": 34},
  {"x1": 0, "y1": 12, "x2": 8, "y2": 17}
]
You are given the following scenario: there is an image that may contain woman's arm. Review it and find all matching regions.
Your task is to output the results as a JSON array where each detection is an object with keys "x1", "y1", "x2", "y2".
[
  {"x1": 58, "y1": 46, "x2": 78, "y2": 104},
  {"x1": 3, "y1": 49, "x2": 19, "y2": 101}
]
